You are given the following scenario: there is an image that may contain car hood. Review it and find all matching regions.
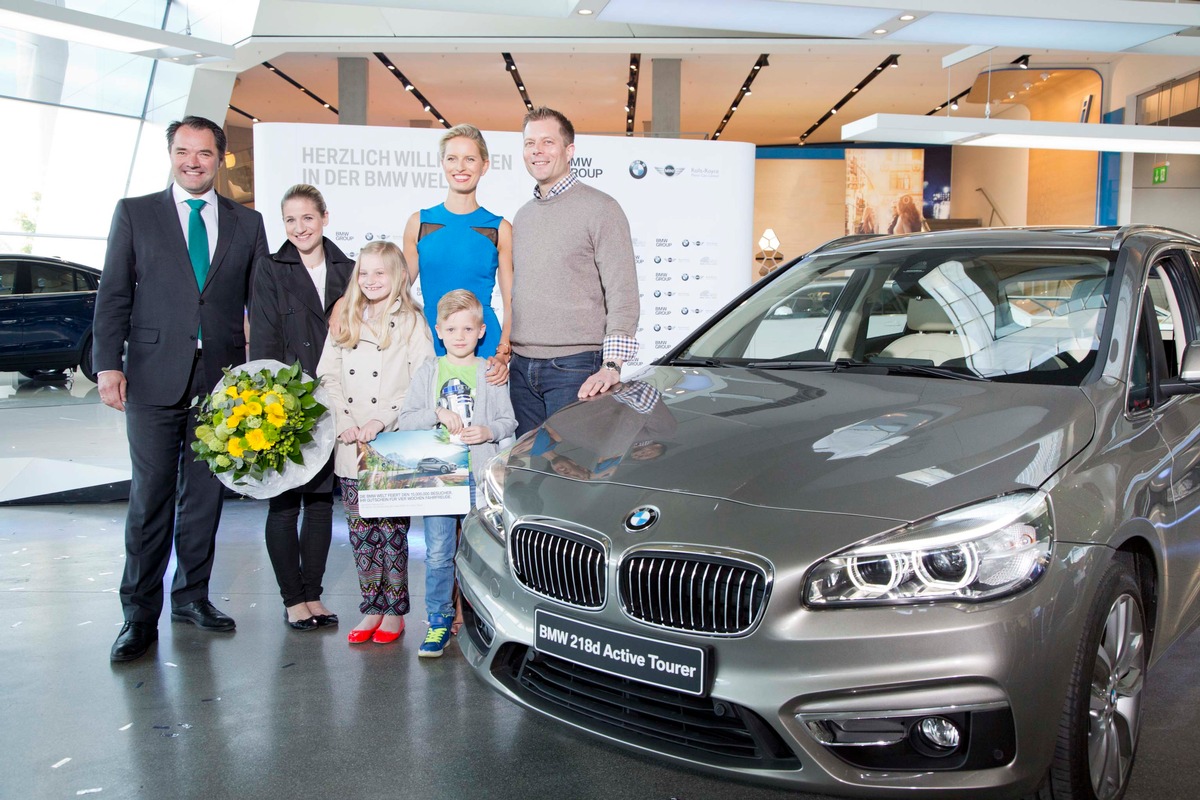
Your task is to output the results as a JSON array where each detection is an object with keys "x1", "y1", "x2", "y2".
[{"x1": 507, "y1": 366, "x2": 1097, "y2": 523}]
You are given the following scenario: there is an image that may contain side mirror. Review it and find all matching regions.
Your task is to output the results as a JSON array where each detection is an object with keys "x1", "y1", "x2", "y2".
[
  {"x1": 773, "y1": 306, "x2": 793, "y2": 317},
  {"x1": 1160, "y1": 341, "x2": 1200, "y2": 397}
]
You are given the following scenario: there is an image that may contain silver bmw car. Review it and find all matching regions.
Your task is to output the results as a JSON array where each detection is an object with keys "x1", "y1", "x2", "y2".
[{"x1": 456, "y1": 226, "x2": 1200, "y2": 800}]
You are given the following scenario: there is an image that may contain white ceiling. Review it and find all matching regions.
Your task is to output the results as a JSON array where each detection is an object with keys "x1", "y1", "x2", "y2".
[{"x1": 221, "y1": 0, "x2": 1200, "y2": 145}]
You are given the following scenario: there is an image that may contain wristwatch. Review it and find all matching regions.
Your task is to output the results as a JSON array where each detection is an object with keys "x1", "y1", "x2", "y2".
[{"x1": 603, "y1": 360, "x2": 621, "y2": 373}]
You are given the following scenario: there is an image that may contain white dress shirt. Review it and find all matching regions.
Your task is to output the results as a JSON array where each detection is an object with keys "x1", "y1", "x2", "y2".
[{"x1": 172, "y1": 183, "x2": 218, "y2": 263}]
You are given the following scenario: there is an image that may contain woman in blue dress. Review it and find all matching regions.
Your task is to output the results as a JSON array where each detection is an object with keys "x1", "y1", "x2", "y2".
[{"x1": 403, "y1": 123, "x2": 512, "y2": 386}]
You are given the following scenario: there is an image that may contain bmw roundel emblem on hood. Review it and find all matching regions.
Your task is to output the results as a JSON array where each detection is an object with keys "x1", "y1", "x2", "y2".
[{"x1": 625, "y1": 506, "x2": 660, "y2": 532}]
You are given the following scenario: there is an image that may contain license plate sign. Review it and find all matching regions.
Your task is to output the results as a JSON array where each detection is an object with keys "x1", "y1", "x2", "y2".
[{"x1": 534, "y1": 609, "x2": 707, "y2": 696}]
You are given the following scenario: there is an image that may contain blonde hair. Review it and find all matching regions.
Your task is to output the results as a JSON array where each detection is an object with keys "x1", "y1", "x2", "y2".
[
  {"x1": 280, "y1": 183, "x2": 327, "y2": 216},
  {"x1": 332, "y1": 241, "x2": 422, "y2": 349},
  {"x1": 439, "y1": 124, "x2": 490, "y2": 162},
  {"x1": 436, "y1": 289, "x2": 484, "y2": 326}
]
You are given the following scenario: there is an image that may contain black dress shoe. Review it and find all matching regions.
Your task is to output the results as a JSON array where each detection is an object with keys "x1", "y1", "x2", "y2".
[
  {"x1": 313, "y1": 613, "x2": 339, "y2": 628},
  {"x1": 111, "y1": 621, "x2": 157, "y2": 662},
  {"x1": 285, "y1": 610, "x2": 318, "y2": 631},
  {"x1": 171, "y1": 599, "x2": 236, "y2": 631}
]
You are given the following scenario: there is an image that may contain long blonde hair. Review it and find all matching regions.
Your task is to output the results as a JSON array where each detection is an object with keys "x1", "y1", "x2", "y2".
[{"x1": 332, "y1": 240, "x2": 422, "y2": 349}]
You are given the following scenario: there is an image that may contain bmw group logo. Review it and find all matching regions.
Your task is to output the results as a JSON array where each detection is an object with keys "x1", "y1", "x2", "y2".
[
  {"x1": 624, "y1": 506, "x2": 660, "y2": 532},
  {"x1": 629, "y1": 160, "x2": 648, "y2": 179}
]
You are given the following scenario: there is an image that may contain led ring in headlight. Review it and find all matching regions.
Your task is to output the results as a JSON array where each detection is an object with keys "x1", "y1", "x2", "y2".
[
  {"x1": 848, "y1": 553, "x2": 911, "y2": 593},
  {"x1": 913, "y1": 543, "x2": 980, "y2": 591}
]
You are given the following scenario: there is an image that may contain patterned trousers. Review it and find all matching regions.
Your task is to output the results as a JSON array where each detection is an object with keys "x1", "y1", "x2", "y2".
[{"x1": 339, "y1": 478, "x2": 410, "y2": 616}]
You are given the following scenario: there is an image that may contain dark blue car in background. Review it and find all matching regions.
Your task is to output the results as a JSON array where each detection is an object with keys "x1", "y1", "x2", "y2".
[{"x1": 0, "y1": 254, "x2": 100, "y2": 382}]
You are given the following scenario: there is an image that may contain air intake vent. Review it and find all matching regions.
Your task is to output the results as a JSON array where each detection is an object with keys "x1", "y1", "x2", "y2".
[
  {"x1": 619, "y1": 553, "x2": 769, "y2": 635},
  {"x1": 510, "y1": 524, "x2": 606, "y2": 609}
]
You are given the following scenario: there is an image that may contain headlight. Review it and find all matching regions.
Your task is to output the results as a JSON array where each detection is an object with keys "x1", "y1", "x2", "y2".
[
  {"x1": 805, "y1": 491, "x2": 1053, "y2": 607},
  {"x1": 479, "y1": 453, "x2": 508, "y2": 541}
]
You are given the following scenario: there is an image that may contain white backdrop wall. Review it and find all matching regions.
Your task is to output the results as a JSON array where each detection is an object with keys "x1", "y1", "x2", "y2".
[{"x1": 253, "y1": 124, "x2": 755, "y2": 370}]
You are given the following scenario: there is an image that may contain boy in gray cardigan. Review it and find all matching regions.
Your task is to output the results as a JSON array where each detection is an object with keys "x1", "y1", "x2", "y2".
[{"x1": 397, "y1": 290, "x2": 516, "y2": 657}]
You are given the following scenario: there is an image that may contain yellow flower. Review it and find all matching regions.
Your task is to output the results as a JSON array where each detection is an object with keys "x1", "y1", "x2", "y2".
[
  {"x1": 228, "y1": 437, "x2": 246, "y2": 458},
  {"x1": 246, "y1": 428, "x2": 270, "y2": 451},
  {"x1": 266, "y1": 403, "x2": 287, "y2": 427},
  {"x1": 243, "y1": 400, "x2": 263, "y2": 416},
  {"x1": 224, "y1": 386, "x2": 238, "y2": 398}
]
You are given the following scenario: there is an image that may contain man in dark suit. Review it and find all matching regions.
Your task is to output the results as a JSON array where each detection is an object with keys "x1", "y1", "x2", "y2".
[{"x1": 94, "y1": 115, "x2": 268, "y2": 662}]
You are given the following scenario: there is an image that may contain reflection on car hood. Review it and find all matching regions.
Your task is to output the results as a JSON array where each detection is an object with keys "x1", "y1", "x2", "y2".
[{"x1": 509, "y1": 366, "x2": 1096, "y2": 523}]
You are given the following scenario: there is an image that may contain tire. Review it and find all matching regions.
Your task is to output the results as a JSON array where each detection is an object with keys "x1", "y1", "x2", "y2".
[
  {"x1": 1033, "y1": 559, "x2": 1146, "y2": 800},
  {"x1": 19, "y1": 368, "x2": 71, "y2": 382},
  {"x1": 78, "y1": 335, "x2": 97, "y2": 383}
]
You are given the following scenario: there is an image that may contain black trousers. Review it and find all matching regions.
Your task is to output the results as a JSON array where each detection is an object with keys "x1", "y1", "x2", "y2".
[
  {"x1": 120, "y1": 351, "x2": 224, "y2": 623},
  {"x1": 265, "y1": 486, "x2": 333, "y2": 607}
]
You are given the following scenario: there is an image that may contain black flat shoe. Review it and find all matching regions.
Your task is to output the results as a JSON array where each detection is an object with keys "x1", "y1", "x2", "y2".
[
  {"x1": 285, "y1": 610, "x2": 318, "y2": 631},
  {"x1": 111, "y1": 621, "x2": 157, "y2": 662},
  {"x1": 171, "y1": 599, "x2": 236, "y2": 631},
  {"x1": 313, "y1": 613, "x2": 339, "y2": 628}
]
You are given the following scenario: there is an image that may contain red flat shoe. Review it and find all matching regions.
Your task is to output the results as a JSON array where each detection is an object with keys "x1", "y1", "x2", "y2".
[
  {"x1": 372, "y1": 618, "x2": 405, "y2": 644},
  {"x1": 347, "y1": 617, "x2": 383, "y2": 645}
]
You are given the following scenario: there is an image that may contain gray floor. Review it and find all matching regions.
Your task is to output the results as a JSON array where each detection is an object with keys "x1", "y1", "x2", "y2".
[{"x1": 1, "y1": 372, "x2": 1198, "y2": 800}]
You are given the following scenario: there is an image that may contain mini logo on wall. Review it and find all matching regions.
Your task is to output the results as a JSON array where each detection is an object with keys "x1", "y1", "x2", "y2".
[
  {"x1": 624, "y1": 506, "x2": 660, "y2": 532},
  {"x1": 629, "y1": 160, "x2": 648, "y2": 179},
  {"x1": 655, "y1": 165, "x2": 683, "y2": 177}
]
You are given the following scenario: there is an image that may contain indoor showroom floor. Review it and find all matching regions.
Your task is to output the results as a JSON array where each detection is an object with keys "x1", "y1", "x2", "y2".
[{"x1": 2, "y1": 371, "x2": 1198, "y2": 800}]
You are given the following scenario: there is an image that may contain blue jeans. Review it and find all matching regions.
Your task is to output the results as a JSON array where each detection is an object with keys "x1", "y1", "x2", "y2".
[
  {"x1": 510, "y1": 350, "x2": 602, "y2": 437},
  {"x1": 421, "y1": 513, "x2": 459, "y2": 619},
  {"x1": 421, "y1": 478, "x2": 476, "y2": 619}
]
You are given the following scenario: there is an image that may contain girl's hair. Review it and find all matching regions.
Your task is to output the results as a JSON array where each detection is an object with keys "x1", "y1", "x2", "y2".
[
  {"x1": 280, "y1": 183, "x2": 327, "y2": 216},
  {"x1": 437, "y1": 288, "x2": 484, "y2": 325},
  {"x1": 439, "y1": 124, "x2": 490, "y2": 162},
  {"x1": 332, "y1": 240, "x2": 421, "y2": 349}
]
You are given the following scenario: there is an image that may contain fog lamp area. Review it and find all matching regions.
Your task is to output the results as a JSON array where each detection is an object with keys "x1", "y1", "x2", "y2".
[
  {"x1": 798, "y1": 709, "x2": 1016, "y2": 772},
  {"x1": 804, "y1": 492, "x2": 1053, "y2": 607}
]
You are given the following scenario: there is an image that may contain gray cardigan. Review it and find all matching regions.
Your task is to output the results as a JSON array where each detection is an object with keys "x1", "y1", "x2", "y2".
[{"x1": 395, "y1": 357, "x2": 517, "y2": 489}]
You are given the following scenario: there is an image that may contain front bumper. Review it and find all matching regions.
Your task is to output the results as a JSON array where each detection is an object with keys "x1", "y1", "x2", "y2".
[{"x1": 455, "y1": 504, "x2": 1108, "y2": 799}]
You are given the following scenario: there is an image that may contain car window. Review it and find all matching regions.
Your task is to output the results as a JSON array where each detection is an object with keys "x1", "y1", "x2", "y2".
[
  {"x1": 29, "y1": 263, "x2": 81, "y2": 294},
  {"x1": 683, "y1": 247, "x2": 1113, "y2": 385},
  {"x1": 0, "y1": 263, "x2": 15, "y2": 296}
]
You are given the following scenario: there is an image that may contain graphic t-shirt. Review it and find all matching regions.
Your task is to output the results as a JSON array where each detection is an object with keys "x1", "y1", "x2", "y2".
[{"x1": 436, "y1": 359, "x2": 478, "y2": 456}]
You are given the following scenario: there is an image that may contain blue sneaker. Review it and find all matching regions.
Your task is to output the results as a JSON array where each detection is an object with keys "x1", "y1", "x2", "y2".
[{"x1": 418, "y1": 614, "x2": 453, "y2": 658}]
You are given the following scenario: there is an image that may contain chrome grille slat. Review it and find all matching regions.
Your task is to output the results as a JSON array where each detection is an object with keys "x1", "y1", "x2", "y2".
[
  {"x1": 509, "y1": 525, "x2": 606, "y2": 609},
  {"x1": 619, "y1": 553, "x2": 769, "y2": 636}
]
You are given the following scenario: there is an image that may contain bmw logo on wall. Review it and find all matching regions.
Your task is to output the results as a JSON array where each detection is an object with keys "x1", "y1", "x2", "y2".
[
  {"x1": 629, "y1": 160, "x2": 648, "y2": 179},
  {"x1": 624, "y1": 506, "x2": 660, "y2": 533}
]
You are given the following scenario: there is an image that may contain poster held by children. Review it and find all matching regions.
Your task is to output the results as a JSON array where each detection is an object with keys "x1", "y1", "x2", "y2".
[{"x1": 356, "y1": 429, "x2": 470, "y2": 518}]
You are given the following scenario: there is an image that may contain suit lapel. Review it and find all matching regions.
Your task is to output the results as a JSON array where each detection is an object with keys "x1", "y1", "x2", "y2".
[
  {"x1": 156, "y1": 188, "x2": 199, "y2": 294},
  {"x1": 204, "y1": 195, "x2": 239, "y2": 291}
]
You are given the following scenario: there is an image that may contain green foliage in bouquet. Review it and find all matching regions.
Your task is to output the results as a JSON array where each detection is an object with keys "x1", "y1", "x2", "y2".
[{"x1": 191, "y1": 361, "x2": 326, "y2": 482}]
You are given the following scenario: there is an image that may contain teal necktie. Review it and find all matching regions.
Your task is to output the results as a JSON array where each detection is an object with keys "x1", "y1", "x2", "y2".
[{"x1": 185, "y1": 199, "x2": 210, "y2": 288}]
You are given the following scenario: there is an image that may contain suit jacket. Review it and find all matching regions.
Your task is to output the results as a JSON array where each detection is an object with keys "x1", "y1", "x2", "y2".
[
  {"x1": 249, "y1": 237, "x2": 354, "y2": 377},
  {"x1": 93, "y1": 186, "x2": 269, "y2": 406}
]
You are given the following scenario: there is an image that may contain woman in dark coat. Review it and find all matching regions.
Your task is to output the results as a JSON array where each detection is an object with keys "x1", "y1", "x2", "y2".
[{"x1": 250, "y1": 184, "x2": 354, "y2": 630}]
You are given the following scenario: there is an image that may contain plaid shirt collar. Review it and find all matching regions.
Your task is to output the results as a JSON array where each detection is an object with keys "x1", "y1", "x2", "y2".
[{"x1": 533, "y1": 171, "x2": 578, "y2": 200}]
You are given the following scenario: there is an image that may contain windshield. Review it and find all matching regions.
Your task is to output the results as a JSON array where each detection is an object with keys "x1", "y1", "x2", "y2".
[{"x1": 675, "y1": 247, "x2": 1116, "y2": 386}]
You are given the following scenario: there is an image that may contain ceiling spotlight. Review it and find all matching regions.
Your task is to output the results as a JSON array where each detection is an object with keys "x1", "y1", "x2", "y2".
[
  {"x1": 509, "y1": 64, "x2": 516, "y2": 71},
  {"x1": 1016, "y1": 55, "x2": 1030, "y2": 69},
  {"x1": 731, "y1": 105, "x2": 738, "y2": 112},
  {"x1": 890, "y1": 56, "x2": 900, "y2": 68},
  {"x1": 743, "y1": 87, "x2": 751, "y2": 95},
  {"x1": 1041, "y1": 71, "x2": 1051, "y2": 81},
  {"x1": 851, "y1": 87, "x2": 859, "y2": 93},
  {"x1": 518, "y1": 84, "x2": 524, "y2": 90},
  {"x1": 830, "y1": 108, "x2": 838, "y2": 114},
  {"x1": 438, "y1": 118, "x2": 445, "y2": 123},
  {"x1": 424, "y1": 104, "x2": 431, "y2": 111},
  {"x1": 950, "y1": 101, "x2": 959, "y2": 110},
  {"x1": 624, "y1": 105, "x2": 630, "y2": 112},
  {"x1": 1007, "y1": 91, "x2": 1017, "y2": 99},
  {"x1": 387, "y1": 64, "x2": 395, "y2": 70},
  {"x1": 628, "y1": 84, "x2": 635, "y2": 92},
  {"x1": 404, "y1": 83, "x2": 413, "y2": 91},
  {"x1": 252, "y1": 117, "x2": 259, "y2": 123},
  {"x1": 899, "y1": 14, "x2": 915, "y2": 21},
  {"x1": 323, "y1": 103, "x2": 330, "y2": 108},
  {"x1": 1022, "y1": 82, "x2": 1033, "y2": 91},
  {"x1": 578, "y1": 7, "x2": 593, "y2": 14},
  {"x1": 874, "y1": 28, "x2": 887, "y2": 34},
  {"x1": 714, "y1": 131, "x2": 720, "y2": 138}
]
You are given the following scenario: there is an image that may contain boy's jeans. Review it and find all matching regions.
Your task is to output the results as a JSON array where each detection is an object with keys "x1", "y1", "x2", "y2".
[{"x1": 422, "y1": 513, "x2": 460, "y2": 619}]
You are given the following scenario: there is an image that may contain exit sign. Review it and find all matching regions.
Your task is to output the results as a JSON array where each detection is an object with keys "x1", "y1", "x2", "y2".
[{"x1": 1153, "y1": 162, "x2": 1169, "y2": 184}]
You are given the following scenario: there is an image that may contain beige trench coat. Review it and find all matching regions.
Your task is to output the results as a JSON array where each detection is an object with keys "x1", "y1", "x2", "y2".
[{"x1": 316, "y1": 302, "x2": 435, "y2": 479}]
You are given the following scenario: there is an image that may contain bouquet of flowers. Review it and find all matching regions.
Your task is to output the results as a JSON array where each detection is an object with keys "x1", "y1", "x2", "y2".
[{"x1": 191, "y1": 359, "x2": 335, "y2": 499}]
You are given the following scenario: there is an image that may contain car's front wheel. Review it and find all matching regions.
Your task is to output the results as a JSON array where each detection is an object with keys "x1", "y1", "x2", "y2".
[
  {"x1": 1033, "y1": 558, "x2": 1146, "y2": 800},
  {"x1": 78, "y1": 335, "x2": 97, "y2": 383}
]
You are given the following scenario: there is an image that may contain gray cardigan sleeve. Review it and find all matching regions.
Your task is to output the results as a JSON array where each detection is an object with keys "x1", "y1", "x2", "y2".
[{"x1": 395, "y1": 357, "x2": 439, "y2": 430}]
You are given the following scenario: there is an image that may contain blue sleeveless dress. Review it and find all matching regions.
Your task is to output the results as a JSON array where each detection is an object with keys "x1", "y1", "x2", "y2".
[{"x1": 416, "y1": 204, "x2": 503, "y2": 357}]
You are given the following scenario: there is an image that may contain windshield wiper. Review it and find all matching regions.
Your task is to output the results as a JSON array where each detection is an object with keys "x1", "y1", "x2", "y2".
[
  {"x1": 833, "y1": 359, "x2": 988, "y2": 382},
  {"x1": 743, "y1": 360, "x2": 837, "y2": 370},
  {"x1": 669, "y1": 356, "x2": 729, "y2": 367}
]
